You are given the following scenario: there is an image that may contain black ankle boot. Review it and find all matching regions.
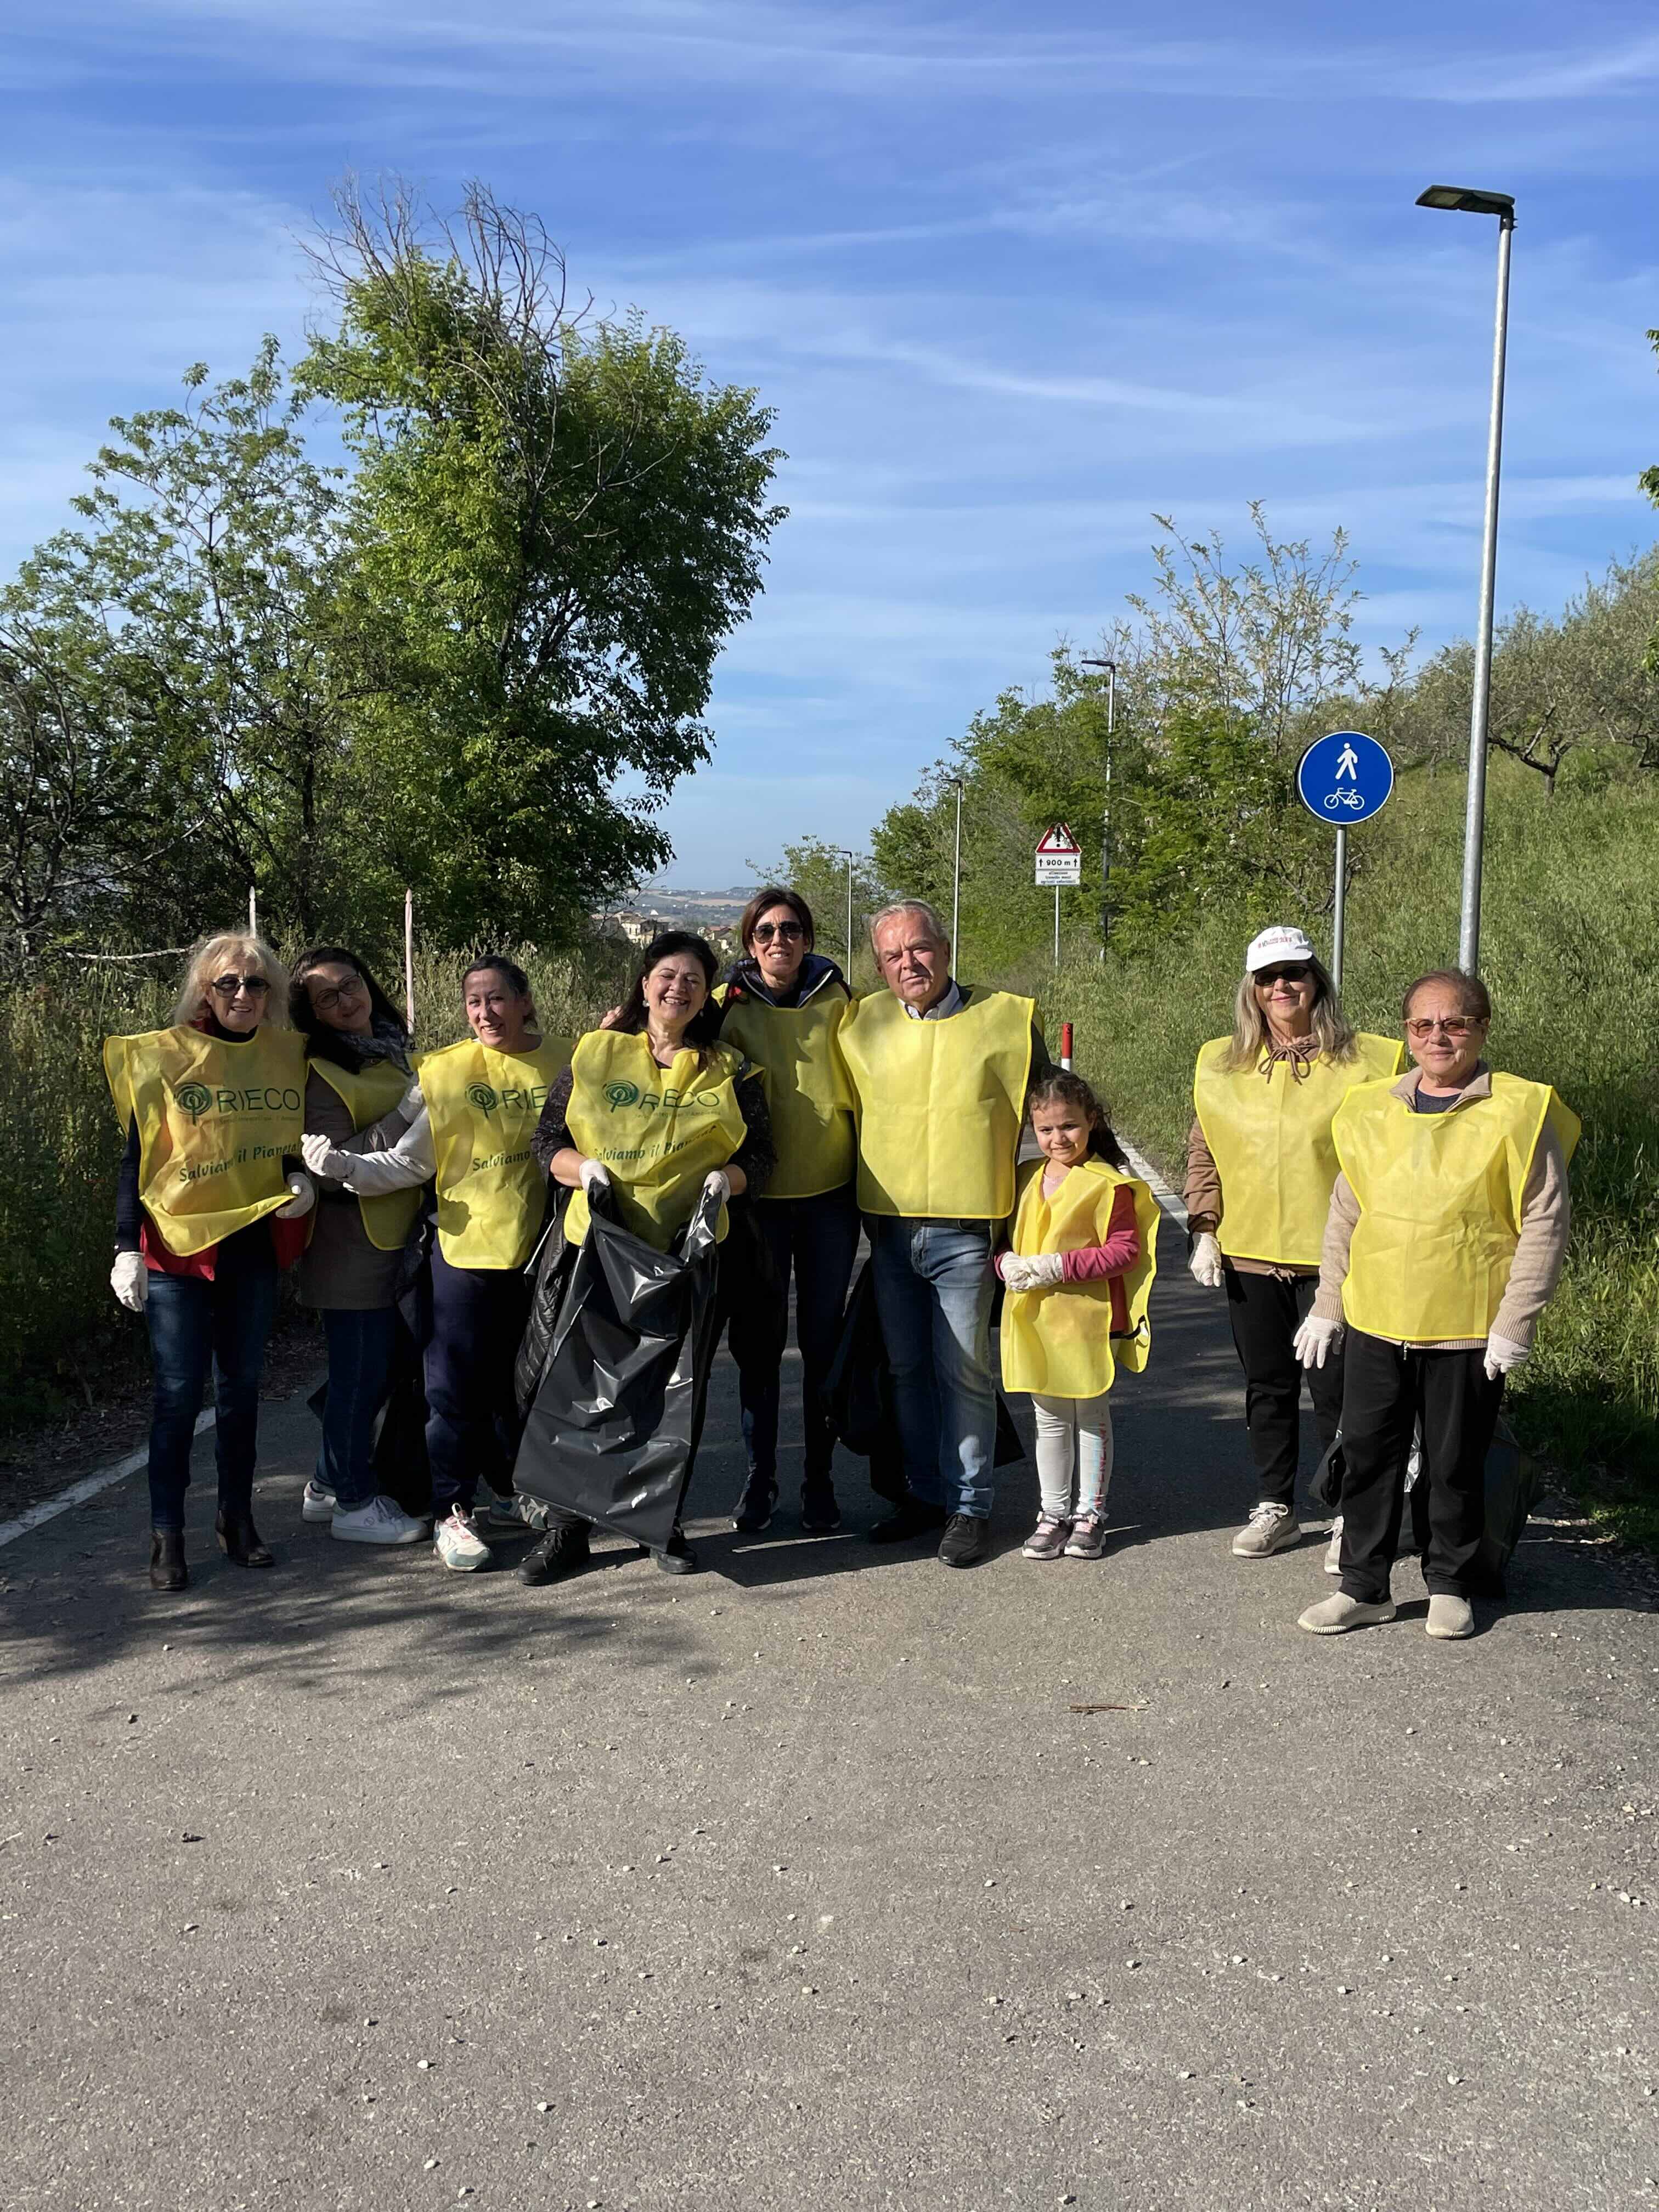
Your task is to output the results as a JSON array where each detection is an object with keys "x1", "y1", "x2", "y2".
[
  {"x1": 216, "y1": 1509, "x2": 273, "y2": 1568},
  {"x1": 149, "y1": 1529, "x2": 188, "y2": 1590}
]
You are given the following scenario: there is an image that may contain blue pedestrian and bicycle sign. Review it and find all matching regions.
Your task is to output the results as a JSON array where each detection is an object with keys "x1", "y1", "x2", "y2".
[{"x1": 1296, "y1": 730, "x2": 1394, "y2": 823}]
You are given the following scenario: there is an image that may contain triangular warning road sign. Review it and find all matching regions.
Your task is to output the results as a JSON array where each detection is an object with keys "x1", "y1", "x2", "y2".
[{"x1": 1036, "y1": 823, "x2": 1081, "y2": 855}]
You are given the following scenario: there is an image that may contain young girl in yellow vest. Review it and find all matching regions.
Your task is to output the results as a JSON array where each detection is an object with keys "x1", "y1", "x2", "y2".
[{"x1": 996, "y1": 1073, "x2": 1159, "y2": 1561}]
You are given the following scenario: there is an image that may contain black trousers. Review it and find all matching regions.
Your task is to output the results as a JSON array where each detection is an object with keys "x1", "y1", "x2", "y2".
[
  {"x1": 1337, "y1": 1328, "x2": 1504, "y2": 1603},
  {"x1": 1223, "y1": 1268, "x2": 1344, "y2": 1510}
]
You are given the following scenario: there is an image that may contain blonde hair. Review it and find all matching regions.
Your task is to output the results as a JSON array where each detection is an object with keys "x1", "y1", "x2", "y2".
[
  {"x1": 172, "y1": 931, "x2": 291, "y2": 1028},
  {"x1": 1221, "y1": 952, "x2": 1355, "y2": 1071}
]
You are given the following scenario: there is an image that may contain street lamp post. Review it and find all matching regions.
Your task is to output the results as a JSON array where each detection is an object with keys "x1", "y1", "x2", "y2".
[
  {"x1": 949, "y1": 776, "x2": 964, "y2": 962},
  {"x1": 1081, "y1": 656, "x2": 1116, "y2": 955},
  {"x1": 839, "y1": 848, "x2": 856, "y2": 970},
  {"x1": 1417, "y1": 183, "x2": 1516, "y2": 975}
]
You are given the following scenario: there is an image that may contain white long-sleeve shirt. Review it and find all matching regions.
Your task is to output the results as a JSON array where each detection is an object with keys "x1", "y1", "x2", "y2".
[{"x1": 326, "y1": 1079, "x2": 436, "y2": 1195}]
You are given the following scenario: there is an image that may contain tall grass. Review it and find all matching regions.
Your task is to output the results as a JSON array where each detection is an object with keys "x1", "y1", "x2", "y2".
[
  {"x1": 0, "y1": 935, "x2": 634, "y2": 1426},
  {"x1": 1043, "y1": 760, "x2": 1659, "y2": 1545}
]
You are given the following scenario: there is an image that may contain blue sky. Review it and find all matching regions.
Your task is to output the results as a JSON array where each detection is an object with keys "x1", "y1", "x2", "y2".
[{"x1": 5, "y1": 2, "x2": 1657, "y2": 885}]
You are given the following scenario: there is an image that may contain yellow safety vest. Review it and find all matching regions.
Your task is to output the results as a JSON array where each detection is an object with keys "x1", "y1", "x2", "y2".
[
  {"x1": 1192, "y1": 1032, "x2": 1406, "y2": 1269},
  {"x1": 839, "y1": 989, "x2": 1035, "y2": 1220},
  {"x1": 716, "y1": 983, "x2": 856, "y2": 1201},
  {"x1": 103, "y1": 1025, "x2": 306, "y2": 1257},
  {"x1": 999, "y1": 1156, "x2": 1160, "y2": 1398},
  {"x1": 563, "y1": 1029, "x2": 751, "y2": 1251},
  {"x1": 1333, "y1": 1073, "x2": 1581, "y2": 1344},
  {"x1": 420, "y1": 1035, "x2": 573, "y2": 1271},
  {"x1": 308, "y1": 1056, "x2": 425, "y2": 1254}
]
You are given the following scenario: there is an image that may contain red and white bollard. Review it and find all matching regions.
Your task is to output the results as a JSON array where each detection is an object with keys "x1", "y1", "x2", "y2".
[{"x1": 1060, "y1": 1020, "x2": 1074, "y2": 1071}]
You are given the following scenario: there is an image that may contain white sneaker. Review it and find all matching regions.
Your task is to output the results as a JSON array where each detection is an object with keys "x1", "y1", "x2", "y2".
[
  {"x1": 1232, "y1": 1502, "x2": 1299, "y2": 1558},
  {"x1": 1324, "y1": 1516, "x2": 1344, "y2": 1575},
  {"x1": 331, "y1": 1496, "x2": 427, "y2": 1547},
  {"x1": 433, "y1": 1509, "x2": 491, "y2": 1572},
  {"x1": 302, "y1": 1481, "x2": 336, "y2": 1523}
]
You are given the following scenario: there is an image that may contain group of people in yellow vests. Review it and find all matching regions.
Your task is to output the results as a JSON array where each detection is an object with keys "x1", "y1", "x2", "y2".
[{"x1": 107, "y1": 898, "x2": 1573, "y2": 1640}]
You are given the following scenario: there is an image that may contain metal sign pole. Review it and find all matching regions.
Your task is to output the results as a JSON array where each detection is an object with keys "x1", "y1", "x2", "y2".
[
  {"x1": 404, "y1": 887, "x2": 416, "y2": 1035},
  {"x1": 1053, "y1": 885, "x2": 1060, "y2": 970},
  {"x1": 1331, "y1": 827, "x2": 1347, "y2": 993}
]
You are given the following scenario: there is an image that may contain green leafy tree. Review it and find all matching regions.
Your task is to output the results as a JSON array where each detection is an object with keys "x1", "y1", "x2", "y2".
[{"x1": 301, "y1": 182, "x2": 786, "y2": 945}]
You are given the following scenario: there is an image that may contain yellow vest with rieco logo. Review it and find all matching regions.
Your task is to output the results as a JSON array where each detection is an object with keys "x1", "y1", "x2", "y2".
[
  {"x1": 103, "y1": 1025, "x2": 307, "y2": 1257},
  {"x1": 420, "y1": 1035, "x2": 573, "y2": 1270},
  {"x1": 715, "y1": 983, "x2": 856, "y2": 1200},
  {"x1": 1192, "y1": 1032, "x2": 1406, "y2": 1269},
  {"x1": 563, "y1": 1029, "x2": 750, "y2": 1251},
  {"x1": 838, "y1": 988, "x2": 1035, "y2": 1220},
  {"x1": 307, "y1": 1055, "x2": 425, "y2": 1254},
  {"x1": 1333, "y1": 1072, "x2": 1581, "y2": 1343},
  {"x1": 999, "y1": 1156, "x2": 1161, "y2": 1399}
]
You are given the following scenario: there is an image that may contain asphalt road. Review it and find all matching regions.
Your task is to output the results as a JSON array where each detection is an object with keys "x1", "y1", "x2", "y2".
[{"x1": 4, "y1": 1255, "x2": 1657, "y2": 2211}]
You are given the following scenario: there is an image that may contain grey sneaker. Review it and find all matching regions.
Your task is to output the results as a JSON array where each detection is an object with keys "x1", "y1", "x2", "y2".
[
  {"x1": 482, "y1": 1490, "x2": 539, "y2": 1532},
  {"x1": 1022, "y1": 1513, "x2": 1070, "y2": 1560},
  {"x1": 1297, "y1": 1591, "x2": 1397, "y2": 1634},
  {"x1": 1324, "y1": 1516, "x2": 1344, "y2": 1575},
  {"x1": 1232, "y1": 1502, "x2": 1300, "y2": 1558},
  {"x1": 1425, "y1": 1593, "x2": 1475, "y2": 1640},
  {"x1": 1063, "y1": 1513, "x2": 1108, "y2": 1560}
]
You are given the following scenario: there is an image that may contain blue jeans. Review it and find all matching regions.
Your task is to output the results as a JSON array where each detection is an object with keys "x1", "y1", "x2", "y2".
[
  {"x1": 735, "y1": 1184, "x2": 861, "y2": 1485},
  {"x1": 145, "y1": 1265, "x2": 279, "y2": 1531},
  {"x1": 867, "y1": 1215, "x2": 997, "y2": 1518},
  {"x1": 318, "y1": 1308, "x2": 397, "y2": 1511},
  {"x1": 425, "y1": 1244, "x2": 532, "y2": 1516}
]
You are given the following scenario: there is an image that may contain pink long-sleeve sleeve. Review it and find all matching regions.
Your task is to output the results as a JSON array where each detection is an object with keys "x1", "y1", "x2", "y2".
[{"x1": 1059, "y1": 1182, "x2": 1141, "y2": 1283}]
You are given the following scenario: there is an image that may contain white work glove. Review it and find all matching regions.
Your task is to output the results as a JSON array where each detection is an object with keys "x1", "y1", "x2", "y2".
[
  {"x1": 577, "y1": 1158, "x2": 612, "y2": 1195},
  {"x1": 702, "y1": 1170, "x2": 732, "y2": 1206},
  {"x1": 110, "y1": 1251, "x2": 149, "y2": 1312},
  {"x1": 1293, "y1": 1314, "x2": 1342, "y2": 1370},
  {"x1": 1483, "y1": 1333, "x2": 1528, "y2": 1381},
  {"x1": 301, "y1": 1132, "x2": 355, "y2": 1182},
  {"x1": 1188, "y1": 1232, "x2": 1224, "y2": 1289},
  {"x1": 1005, "y1": 1252, "x2": 1064, "y2": 1292},
  {"x1": 275, "y1": 1171, "x2": 315, "y2": 1220}
]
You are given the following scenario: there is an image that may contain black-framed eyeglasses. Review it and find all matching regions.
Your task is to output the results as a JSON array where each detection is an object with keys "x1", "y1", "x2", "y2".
[
  {"x1": 753, "y1": 921, "x2": 805, "y2": 944},
  {"x1": 1255, "y1": 964, "x2": 1311, "y2": 986},
  {"x1": 210, "y1": 974, "x2": 270, "y2": 998},
  {"x1": 309, "y1": 977, "x2": 365, "y2": 1013}
]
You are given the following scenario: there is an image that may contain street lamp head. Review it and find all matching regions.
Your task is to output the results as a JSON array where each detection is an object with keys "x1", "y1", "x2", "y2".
[
  {"x1": 1081, "y1": 657, "x2": 1116, "y2": 672},
  {"x1": 1417, "y1": 184, "x2": 1515, "y2": 223}
]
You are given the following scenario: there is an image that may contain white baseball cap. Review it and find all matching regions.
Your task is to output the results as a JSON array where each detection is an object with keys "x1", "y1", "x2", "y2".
[{"x1": 1244, "y1": 925, "x2": 1316, "y2": 974}]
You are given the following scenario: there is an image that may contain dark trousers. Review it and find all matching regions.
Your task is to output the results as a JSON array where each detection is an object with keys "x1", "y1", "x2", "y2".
[
  {"x1": 1224, "y1": 1268, "x2": 1343, "y2": 1510},
  {"x1": 144, "y1": 1263, "x2": 279, "y2": 1531},
  {"x1": 1338, "y1": 1328, "x2": 1504, "y2": 1602},
  {"x1": 425, "y1": 1245, "x2": 533, "y2": 1516},
  {"x1": 732, "y1": 1183, "x2": 861, "y2": 1488},
  {"x1": 318, "y1": 1307, "x2": 397, "y2": 1512}
]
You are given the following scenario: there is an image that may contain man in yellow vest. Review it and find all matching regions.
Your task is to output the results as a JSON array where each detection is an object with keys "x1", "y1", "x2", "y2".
[
  {"x1": 838, "y1": 899, "x2": 1048, "y2": 1568},
  {"x1": 1294, "y1": 969, "x2": 1575, "y2": 1640}
]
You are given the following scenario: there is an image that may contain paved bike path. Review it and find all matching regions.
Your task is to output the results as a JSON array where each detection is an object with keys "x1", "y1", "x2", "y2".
[{"x1": 4, "y1": 1265, "x2": 1656, "y2": 2210}]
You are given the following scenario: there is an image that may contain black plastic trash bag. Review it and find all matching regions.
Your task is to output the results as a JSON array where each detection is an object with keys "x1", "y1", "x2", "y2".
[{"x1": 512, "y1": 1182, "x2": 723, "y2": 1553}]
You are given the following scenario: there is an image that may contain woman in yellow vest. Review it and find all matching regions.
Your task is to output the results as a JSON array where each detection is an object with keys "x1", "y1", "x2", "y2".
[
  {"x1": 1295, "y1": 969, "x2": 1576, "y2": 1641},
  {"x1": 1185, "y1": 924, "x2": 1404, "y2": 1566},
  {"x1": 996, "y1": 1073, "x2": 1159, "y2": 1562},
  {"x1": 714, "y1": 885, "x2": 857, "y2": 1537},
  {"x1": 302, "y1": 955, "x2": 573, "y2": 1572},
  {"x1": 287, "y1": 946, "x2": 428, "y2": 1550},
  {"x1": 105, "y1": 929, "x2": 314, "y2": 1589},
  {"x1": 518, "y1": 930, "x2": 775, "y2": 1583}
]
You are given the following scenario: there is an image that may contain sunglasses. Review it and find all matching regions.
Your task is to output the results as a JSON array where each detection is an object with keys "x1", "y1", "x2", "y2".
[
  {"x1": 1255, "y1": 964, "x2": 1311, "y2": 986},
  {"x1": 753, "y1": 921, "x2": 805, "y2": 944},
  {"x1": 210, "y1": 974, "x2": 270, "y2": 998},
  {"x1": 1406, "y1": 1015, "x2": 1485, "y2": 1039}
]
